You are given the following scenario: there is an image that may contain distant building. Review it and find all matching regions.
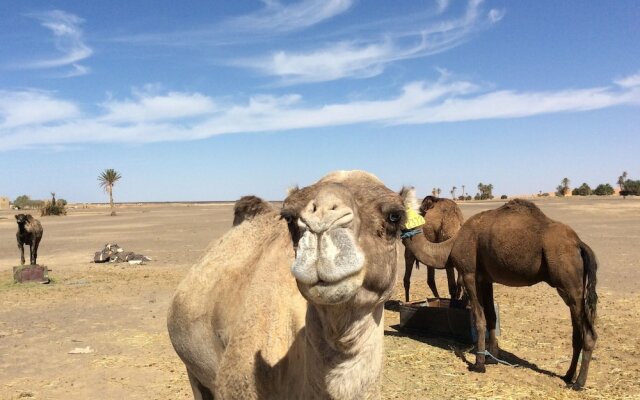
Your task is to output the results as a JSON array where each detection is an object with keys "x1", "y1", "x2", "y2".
[{"x1": 0, "y1": 197, "x2": 9, "y2": 209}]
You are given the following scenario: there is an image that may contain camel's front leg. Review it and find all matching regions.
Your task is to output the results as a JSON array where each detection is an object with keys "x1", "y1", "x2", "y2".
[
  {"x1": 32, "y1": 237, "x2": 42, "y2": 265},
  {"x1": 18, "y1": 242, "x2": 25, "y2": 265},
  {"x1": 461, "y1": 272, "x2": 487, "y2": 372},
  {"x1": 426, "y1": 267, "x2": 440, "y2": 298},
  {"x1": 403, "y1": 249, "x2": 416, "y2": 302}
]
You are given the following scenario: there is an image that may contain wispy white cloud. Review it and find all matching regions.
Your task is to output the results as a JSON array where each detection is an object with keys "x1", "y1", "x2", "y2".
[
  {"x1": 100, "y1": 90, "x2": 217, "y2": 123},
  {"x1": 615, "y1": 72, "x2": 640, "y2": 88},
  {"x1": 436, "y1": 0, "x2": 451, "y2": 14},
  {"x1": 116, "y1": 0, "x2": 353, "y2": 47},
  {"x1": 224, "y1": 0, "x2": 353, "y2": 33},
  {"x1": 19, "y1": 10, "x2": 92, "y2": 76},
  {"x1": 0, "y1": 90, "x2": 80, "y2": 129},
  {"x1": 239, "y1": 0, "x2": 503, "y2": 84},
  {"x1": 2, "y1": 73, "x2": 639, "y2": 151},
  {"x1": 488, "y1": 8, "x2": 506, "y2": 23}
]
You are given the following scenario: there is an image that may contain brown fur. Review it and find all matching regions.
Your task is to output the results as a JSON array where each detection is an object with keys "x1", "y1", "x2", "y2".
[
  {"x1": 402, "y1": 194, "x2": 463, "y2": 300},
  {"x1": 15, "y1": 214, "x2": 43, "y2": 265},
  {"x1": 232, "y1": 195, "x2": 275, "y2": 226},
  {"x1": 448, "y1": 199, "x2": 598, "y2": 389},
  {"x1": 168, "y1": 170, "x2": 409, "y2": 399}
]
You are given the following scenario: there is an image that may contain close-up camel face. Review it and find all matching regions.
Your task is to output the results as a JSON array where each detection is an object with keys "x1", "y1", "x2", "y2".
[{"x1": 282, "y1": 173, "x2": 406, "y2": 306}]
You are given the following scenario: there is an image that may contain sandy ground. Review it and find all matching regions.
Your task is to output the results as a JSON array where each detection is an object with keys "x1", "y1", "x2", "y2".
[{"x1": 1, "y1": 197, "x2": 639, "y2": 399}]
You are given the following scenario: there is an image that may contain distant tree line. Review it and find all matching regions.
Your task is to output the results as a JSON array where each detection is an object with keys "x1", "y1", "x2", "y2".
[
  {"x1": 13, "y1": 194, "x2": 67, "y2": 214},
  {"x1": 618, "y1": 171, "x2": 640, "y2": 197},
  {"x1": 555, "y1": 171, "x2": 638, "y2": 197},
  {"x1": 13, "y1": 195, "x2": 45, "y2": 209},
  {"x1": 475, "y1": 183, "x2": 494, "y2": 200},
  {"x1": 416, "y1": 171, "x2": 637, "y2": 203}
]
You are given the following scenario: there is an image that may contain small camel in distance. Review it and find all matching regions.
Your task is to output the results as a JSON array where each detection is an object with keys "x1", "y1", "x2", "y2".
[{"x1": 15, "y1": 214, "x2": 44, "y2": 265}]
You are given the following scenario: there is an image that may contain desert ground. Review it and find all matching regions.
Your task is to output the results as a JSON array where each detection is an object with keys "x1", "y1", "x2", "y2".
[{"x1": 1, "y1": 196, "x2": 639, "y2": 399}]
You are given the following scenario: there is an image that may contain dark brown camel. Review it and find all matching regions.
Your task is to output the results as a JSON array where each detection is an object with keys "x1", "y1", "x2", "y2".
[
  {"x1": 445, "y1": 199, "x2": 598, "y2": 390},
  {"x1": 232, "y1": 195, "x2": 274, "y2": 226},
  {"x1": 402, "y1": 195, "x2": 463, "y2": 301},
  {"x1": 15, "y1": 214, "x2": 44, "y2": 265}
]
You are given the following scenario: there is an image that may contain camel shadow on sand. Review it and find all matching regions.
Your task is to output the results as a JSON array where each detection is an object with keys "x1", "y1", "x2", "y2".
[{"x1": 384, "y1": 323, "x2": 563, "y2": 380}]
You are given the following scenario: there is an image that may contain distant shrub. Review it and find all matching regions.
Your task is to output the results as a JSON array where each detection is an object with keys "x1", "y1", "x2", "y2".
[
  {"x1": 593, "y1": 183, "x2": 614, "y2": 196},
  {"x1": 40, "y1": 193, "x2": 67, "y2": 216},
  {"x1": 458, "y1": 195, "x2": 466, "y2": 201},
  {"x1": 571, "y1": 183, "x2": 592, "y2": 196},
  {"x1": 476, "y1": 183, "x2": 494, "y2": 200},
  {"x1": 621, "y1": 180, "x2": 640, "y2": 196},
  {"x1": 500, "y1": 195, "x2": 508, "y2": 199},
  {"x1": 465, "y1": 195, "x2": 472, "y2": 201},
  {"x1": 13, "y1": 195, "x2": 44, "y2": 209}
]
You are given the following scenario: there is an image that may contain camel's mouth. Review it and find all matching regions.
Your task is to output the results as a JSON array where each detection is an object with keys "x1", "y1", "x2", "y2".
[
  {"x1": 291, "y1": 228, "x2": 365, "y2": 305},
  {"x1": 297, "y1": 273, "x2": 365, "y2": 305}
]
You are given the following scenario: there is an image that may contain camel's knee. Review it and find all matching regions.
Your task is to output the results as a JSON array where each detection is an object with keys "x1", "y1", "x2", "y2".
[{"x1": 582, "y1": 331, "x2": 596, "y2": 352}]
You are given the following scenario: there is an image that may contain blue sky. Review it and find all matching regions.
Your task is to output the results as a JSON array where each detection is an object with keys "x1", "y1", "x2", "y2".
[{"x1": 1, "y1": 0, "x2": 639, "y2": 202}]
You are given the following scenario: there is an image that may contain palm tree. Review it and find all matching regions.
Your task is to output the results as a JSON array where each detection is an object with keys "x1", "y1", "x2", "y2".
[
  {"x1": 451, "y1": 186, "x2": 457, "y2": 199},
  {"x1": 98, "y1": 169, "x2": 122, "y2": 216},
  {"x1": 436, "y1": 188, "x2": 441, "y2": 197},
  {"x1": 561, "y1": 177, "x2": 570, "y2": 196},
  {"x1": 618, "y1": 171, "x2": 628, "y2": 191},
  {"x1": 461, "y1": 185, "x2": 465, "y2": 199}
]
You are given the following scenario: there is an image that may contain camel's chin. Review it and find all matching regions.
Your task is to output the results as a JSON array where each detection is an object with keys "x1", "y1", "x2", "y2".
[{"x1": 298, "y1": 276, "x2": 362, "y2": 305}]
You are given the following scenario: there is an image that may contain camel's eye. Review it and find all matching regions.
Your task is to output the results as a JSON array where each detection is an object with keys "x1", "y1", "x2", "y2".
[
  {"x1": 280, "y1": 209, "x2": 297, "y2": 224},
  {"x1": 388, "y1": 211, "x2": 402, "y2": 223}
]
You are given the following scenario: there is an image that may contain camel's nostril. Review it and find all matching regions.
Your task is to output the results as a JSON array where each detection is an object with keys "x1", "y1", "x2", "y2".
[
  {"x1": 312, "y1": 202, "x2": 317, "y2": 213},
  {"x1": 331, "y1": 204, "x2": 337, "y2": 211}
]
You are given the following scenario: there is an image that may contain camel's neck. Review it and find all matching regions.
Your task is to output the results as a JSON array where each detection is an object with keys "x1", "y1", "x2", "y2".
[
  {"x1": 302, "y1": 303, "x2": 384, "y2": 399},
  {"x1": 403, "y1": 233, "x2": 456, "y2": 269}
]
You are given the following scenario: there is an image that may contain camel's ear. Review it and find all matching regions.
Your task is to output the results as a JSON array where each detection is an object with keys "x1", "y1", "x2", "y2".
[
  {"x1": 15, "y1": 214, "x2": 19, "y2": 220},
  {"x1": 399, "y1": 186, "x2": 419, "y2": 212},
  {"x1": 286, "y1": 185, "x2": 300, "y2": 198}
]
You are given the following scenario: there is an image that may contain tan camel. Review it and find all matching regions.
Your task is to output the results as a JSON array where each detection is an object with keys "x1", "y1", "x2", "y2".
[
  {"x1": 401, "y1": 194, "x2": 463, "y2": 301},
  {"x1": 167, "y1": 171, "x2": 411, "y2": 399}
]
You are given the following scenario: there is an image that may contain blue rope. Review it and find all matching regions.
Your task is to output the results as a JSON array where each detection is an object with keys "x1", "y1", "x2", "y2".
[
  {"x1": 476, "y1": 350, "x2": 518, "y2": 367},
  {"x1": 400, "y1": 228, "x2": 423, "y2": 239}
]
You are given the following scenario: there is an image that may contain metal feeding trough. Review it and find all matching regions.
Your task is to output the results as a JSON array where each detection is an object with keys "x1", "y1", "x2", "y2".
[
  {"x1": 398, "y1": 298, "x2": 499, "y2": 344},
  {"x1": 12, "y1": 265, "x2": 50, "y2": 284}
]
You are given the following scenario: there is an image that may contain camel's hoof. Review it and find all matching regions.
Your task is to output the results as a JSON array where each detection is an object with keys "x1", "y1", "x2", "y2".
[
  {"x1": 484, "y1": 356, "x2": 498, "y2": 365},
  {"x1": 562, "y1": 374, "x2": 574, "y2": 384},
  {"x1": 468, "y1": 363, "x2": 486, "y2": 373},
  {"x1": 569, "y1": 382, "x2": 584, "y2": 391}
]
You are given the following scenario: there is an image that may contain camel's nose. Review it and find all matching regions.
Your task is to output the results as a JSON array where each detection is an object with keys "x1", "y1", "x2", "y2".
[{"x1": 299, "y1": 191, "x2": 354, "y2": 234}]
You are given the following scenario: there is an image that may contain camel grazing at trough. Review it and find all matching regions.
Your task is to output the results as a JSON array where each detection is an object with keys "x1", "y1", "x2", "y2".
[
  {"x1": 168, "y1": 171, "x2": 411, "y2": 399},
  {"x1": 450, "y1": 199, "x2": 598, "y2": 389},
  {"x1": 15, "y1": 214, "x2": 43, "y2": 265},
  {"x1": 403, "y1": 198, "x2": 598, "y2": 389},
  {"x1": 402, "y1": 195, "x2": 463, "y2": 301}
]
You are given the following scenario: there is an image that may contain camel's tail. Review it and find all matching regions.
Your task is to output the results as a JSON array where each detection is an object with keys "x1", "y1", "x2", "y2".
[
  {"x1": 580, "y1": 241, "x2": 598, "y2": 339},
  {"x1": 415, "y1": 259, "x2": 420, "y2": 270}
]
